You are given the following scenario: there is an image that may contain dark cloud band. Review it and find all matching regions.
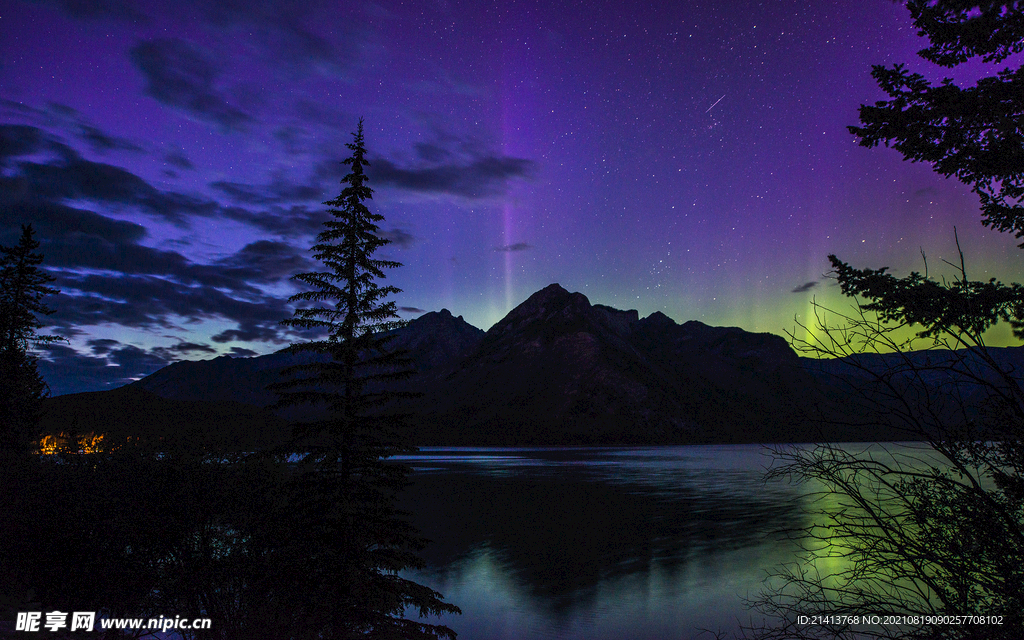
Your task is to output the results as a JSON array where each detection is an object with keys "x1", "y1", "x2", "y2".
[
  {"x1": 495, "y1": 242, "x2": 532, "y2": 252},
  {"x1": 372, "y1": 155, "x2": 535, "y2": 198},
  {"x1": 130, "y1": 38, "x2": 250, "y2": 132}
]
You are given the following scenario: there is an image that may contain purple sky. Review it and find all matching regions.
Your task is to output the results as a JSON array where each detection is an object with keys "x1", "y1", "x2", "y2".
[{"x1": 2, "y1": 0, "x2": 1022, "y2": 395}]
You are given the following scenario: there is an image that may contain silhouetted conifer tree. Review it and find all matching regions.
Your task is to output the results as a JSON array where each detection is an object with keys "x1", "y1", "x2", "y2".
[
  {"x1": 849, "y1": 0, "x2": 1024, "y2": 243},
  {"x1": 753, "y1": 3, "x2": 1024, "y2": 638},
  {"x1": 0, "y1": 224, "x2": 60, "y2": 454},
  {"x1": 839, "y1": 0, "x2": 1024, "y2": 336},
  {"x1": 270, "y1": 118, "x2": 460, "y2": 639},
  {"x1": 275, "y1": 118, "x2": 413, "y2": 477}
]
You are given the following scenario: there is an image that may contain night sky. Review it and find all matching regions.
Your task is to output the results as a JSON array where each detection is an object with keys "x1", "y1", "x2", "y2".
[{"x1": 2, "y1": 0, "x2": 1022, "y2": 396}]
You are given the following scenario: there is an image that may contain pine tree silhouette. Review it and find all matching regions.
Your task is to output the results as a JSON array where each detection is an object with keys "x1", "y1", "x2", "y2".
[
  {"x1": 0, "y1": 224, "x2": 61, "y2": 455},
  {"x1": 270, "y1": 118, "x2": 460, "y2": 639}
]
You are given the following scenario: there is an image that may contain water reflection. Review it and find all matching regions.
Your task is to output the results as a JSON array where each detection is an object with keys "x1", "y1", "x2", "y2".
[{"x1": 395, "y1": 446, "x2": 808, "y2": 639}]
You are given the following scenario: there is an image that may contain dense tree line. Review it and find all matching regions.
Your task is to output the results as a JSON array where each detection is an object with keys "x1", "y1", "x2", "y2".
[{"x1": 0, "y1": 122, "x2": 458, "y2": 639}]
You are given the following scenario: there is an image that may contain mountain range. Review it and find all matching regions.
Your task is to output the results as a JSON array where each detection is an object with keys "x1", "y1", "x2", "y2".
[{"x1": 41, "y1": 283, "x2": 1024, "y2": 446}]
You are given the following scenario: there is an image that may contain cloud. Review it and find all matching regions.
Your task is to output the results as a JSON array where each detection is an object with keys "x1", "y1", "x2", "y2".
[
  {"x1": 86, "y1": 338, "x2": 121, "y2": 355},
  {"x1": 791, "y1": 281, "x2": 818, "y2": 293},
  {"x1": 219, "y1": 204, "x2": 328, "y2": 238},
  {"x1": 164, "y1": 151, "x2": 194, "y2": 170},
  {"x1": 0, "y1": 127, "x2": 349, "y2": 395},
  {"x1": 0, "y1": 124, "x2": 46, "y2": 164},
  {"x1": 17, "y1": 156, "x2": 152, "y2": 202},
  {"x1": 27, "y1": 0, "x2": 145, "y2": 21},
  {"x1": 228, "y1": 346, "x2": 259, "y2": 357},
  {"x1": 3, "y1": 111, "x2": 142, "y2": 166},
  {"x1": 1, "y1": 132, "x2": 321, "y2": 233},
  {"x1": 91, "y1": 337, "x2": 214, "y2": 359},
  {"x1": 215, "y1": 240, "x2": 313, "y2": 282},
  {"x1": 382, "y1": 228, "x2": 415, "y2": 249},
  {"x1": 41, "y1": 338, "x2": 220, "y2": 396},
  {"x1": 37, "y1": 344, "x2": 159, "y2": 395},
  {"x1": 406, "y1": 68, "x2": 490, "y2": 98},
  {"x1": 0, "y1": 200, "x2": 146, "y2": 248},
  {"x1": 52, "y1": 272, "x2": 288, "y2": 334},
  {"x1": 0, "y1": 128, "x2": 325, "y2": 245},
  {"x1": 210, "y1": 178, "x2": 324, "y2": 205},
  {"x1": 210, "y1": 180, "x2": 273, "y2": 203},
  {"x1": 311, "y1": 127, "x2": 536, "y2": 201},
  {"x1": 38, "y1": 340, "x2": 179, "y2": 396},
  {"x1": 202, "y1": 0, "x2": 363, "y2": 81},
  {"x1": 272, "y1": 125, "x2": 311, "y2": 156},
  {"x1": 494, "y1": 242, "x2": 532, "y2": 252},
  {"x1": 399, "y1": 306, "x2": 425, "y2": 314},
  {"x1": 211, "y1": 323, "x2": 286, "y2": 344},
  {"x1": 414, "y1": 142, "x2": 452, "y2": 163},
  {"x1": 129, "y1": 38, "x2": 251, "y2": 131},
  {"x1": 165, "y1": 341, "x2": 217, "y2": 355},
  {"x1": 78, "y1": 124, "x2": 142, "y2": 154},
  {"x1": 1, "y1": 204, "x2": 221, "y2": 282},
  {"x1": 0, "y1": 99, "x2": 41, "y2": 117},
  {"x1": 372, "y1": 155, "x2": 535, "y2": 198},
  {"x1": 7, "y1": 153, "x2": 221, "y2": 226},
  {"x1": 106, "y1": 344, "x2": 172, "y2": 372},
  {"x1": 0, "y1": 118, "x2": 388, "y2": 396},
  {"x1": 0, "y1": 199, "x2": 298, "y2": 349}
]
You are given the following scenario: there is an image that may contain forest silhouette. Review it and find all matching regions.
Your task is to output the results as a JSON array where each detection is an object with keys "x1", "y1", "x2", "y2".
[{"x1": 0, "y1": 121, "x2": 459, "y2": 639}]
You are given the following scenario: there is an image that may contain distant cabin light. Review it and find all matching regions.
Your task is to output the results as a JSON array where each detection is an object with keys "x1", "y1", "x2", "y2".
[{"x1": 37, "y1": 432, "x2": 106, "y2": 455}]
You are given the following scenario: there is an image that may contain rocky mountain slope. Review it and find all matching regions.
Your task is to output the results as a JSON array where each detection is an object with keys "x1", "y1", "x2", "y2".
[
  {"x1": 403, "y1": 284, "x2": 816, "y2": 443},
  {"x1": 121, "y1": 283, "x2": 821, "y2": 444},
  {"x1": 47, "y1": 283, "x2": 1020, "y2": 445},
  {"x1": 130, "y1": 308, "x2": 484, "y2": 409}
]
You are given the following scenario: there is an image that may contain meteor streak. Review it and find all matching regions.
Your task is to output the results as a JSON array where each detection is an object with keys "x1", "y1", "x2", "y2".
[{"x1": 705, "y1": 95, "x2": 725, "y2": 113}]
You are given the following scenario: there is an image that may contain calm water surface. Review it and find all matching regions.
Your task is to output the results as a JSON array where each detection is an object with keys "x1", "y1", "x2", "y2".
[{"x1": 394, "y1": 445, "x2": 814, "y2": 640}]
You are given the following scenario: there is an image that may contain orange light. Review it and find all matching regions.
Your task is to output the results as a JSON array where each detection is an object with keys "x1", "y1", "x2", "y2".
[{"x1": 37, "y1": 432, "x2": 106, "y2": 455}]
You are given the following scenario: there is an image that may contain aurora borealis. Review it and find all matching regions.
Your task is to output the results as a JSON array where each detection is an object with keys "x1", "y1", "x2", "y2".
[{"x1": 2, "y1": 0, "x2": 1022, "y2": 395}]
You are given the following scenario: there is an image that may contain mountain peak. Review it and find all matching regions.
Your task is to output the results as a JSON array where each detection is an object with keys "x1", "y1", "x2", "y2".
[
  {"x1": 642, "y1": 311, "x2": 676, "y2": 327},
  {"x1": 487, "y1": 283, "x2": 591, "y2": 339},
  {"x1": 409, "y1": 308, "x2": 475, "y2": 329},
  {"x1": 528, "y1": 283, "x2": 581, "y2": 305}
]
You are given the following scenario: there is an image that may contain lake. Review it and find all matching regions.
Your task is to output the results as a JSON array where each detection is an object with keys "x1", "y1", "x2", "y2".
[{"x1": 394, "y1": 445, "x2": 817, "y2": 640}]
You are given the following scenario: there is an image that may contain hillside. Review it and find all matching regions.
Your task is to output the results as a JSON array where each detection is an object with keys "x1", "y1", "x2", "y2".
[{"x1": 43, "y1": 283, "x2": 1024, "y2": 446}]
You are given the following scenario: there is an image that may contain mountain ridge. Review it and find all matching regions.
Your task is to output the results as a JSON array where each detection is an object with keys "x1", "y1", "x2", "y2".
[
  {"x1": 118, "y1": 283, "x2": 819, "y2": 443},
  {"x1": 43, "y1": 283, "x2": 1024, "y2": 445}
]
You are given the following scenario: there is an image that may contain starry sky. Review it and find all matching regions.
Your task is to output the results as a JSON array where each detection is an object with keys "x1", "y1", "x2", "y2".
[{"x1": 2, "y1": 0, "x2": 1022, "y2": 395}]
